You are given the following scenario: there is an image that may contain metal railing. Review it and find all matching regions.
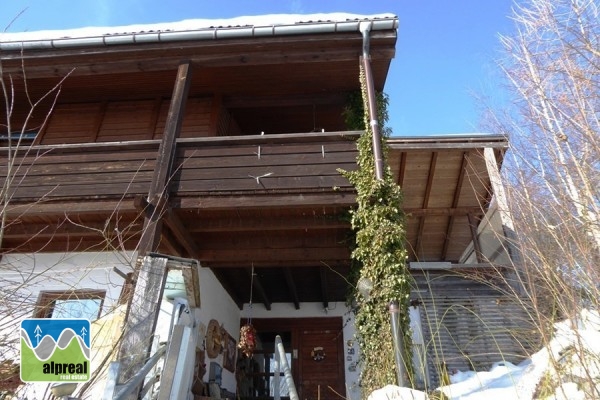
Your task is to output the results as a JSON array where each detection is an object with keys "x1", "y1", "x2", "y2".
[
  {"x1": 102, "y1": 343, "x2": 167, "y2": 400},
  {"x1": 273, "y1": 335, "x2": 299, "y2": 400}
]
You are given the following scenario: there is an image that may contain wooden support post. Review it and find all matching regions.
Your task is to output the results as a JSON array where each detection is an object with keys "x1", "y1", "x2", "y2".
[
  {"x1": 137, "y1": 60, "x2": 193, "y2": 257},
  {"x1": 483, "y1": 147, "x2": 524, "y2": 294},
  {"x1": 467, "y1": 213, "x2": 484, "y2": 263}
]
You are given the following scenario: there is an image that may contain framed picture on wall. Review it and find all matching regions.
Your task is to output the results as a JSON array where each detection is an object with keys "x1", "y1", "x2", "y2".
[{"x1": 222, "y1": 332, "x2": 237, "y2": 372}]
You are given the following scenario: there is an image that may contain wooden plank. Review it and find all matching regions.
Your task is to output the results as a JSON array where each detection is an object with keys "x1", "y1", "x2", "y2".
[
  {"x1": 283, "y1": 268, "x2": 300, "y2": 310},
  {"x1": 175, "y1": 192, "x2": 356, "y2": 209},
  {"x1": 197, "y1": 247, "x2": 349, "y2": 263},
  {"x1": 441, "y1": 152, "x2": 469, "y2": 259}
]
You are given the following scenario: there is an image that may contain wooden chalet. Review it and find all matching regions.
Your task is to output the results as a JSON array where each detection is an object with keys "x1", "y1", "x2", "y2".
[{"x1": 0, "y1": 14, "x2": 531, "y2": 399}]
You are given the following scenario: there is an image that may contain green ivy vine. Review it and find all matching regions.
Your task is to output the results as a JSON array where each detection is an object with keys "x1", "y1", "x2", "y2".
[{"x1": 341, "y1": 66, "x2": 413, "y2": 396}]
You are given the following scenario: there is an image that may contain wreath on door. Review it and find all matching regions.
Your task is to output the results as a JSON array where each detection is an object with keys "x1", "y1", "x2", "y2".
[{"x1": 311, "y1": 346, "x2": 326, "y2": 362}]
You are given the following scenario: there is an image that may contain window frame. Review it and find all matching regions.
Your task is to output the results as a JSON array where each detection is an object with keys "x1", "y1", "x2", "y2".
[{"x1": 33, "y1": 289, "x2": 106, "y2": 319}]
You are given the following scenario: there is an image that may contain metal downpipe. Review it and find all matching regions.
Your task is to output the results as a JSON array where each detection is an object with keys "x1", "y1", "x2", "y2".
[
  {"x1": 389, "y1": 301, "x2": 408, "y2": 387},
  {"x1": 360, "y1": 21, "x2": 385, "y2": 181}
]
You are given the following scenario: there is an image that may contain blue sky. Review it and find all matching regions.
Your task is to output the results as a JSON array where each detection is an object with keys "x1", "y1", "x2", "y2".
[{"x1": 1, "y1": 0, "x2": 515, "y2": 136}]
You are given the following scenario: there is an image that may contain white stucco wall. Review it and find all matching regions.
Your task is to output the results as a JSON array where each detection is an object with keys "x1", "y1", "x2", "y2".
[
  {"x1": 195, "y1": 266, "x2": 242, "y2": 393},
  {"x1": 0, "y1": 252, "x2": 243, "y2": 397}
]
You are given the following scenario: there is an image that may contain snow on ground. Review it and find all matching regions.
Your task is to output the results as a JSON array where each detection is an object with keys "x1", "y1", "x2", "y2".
[
  {"x1": 370, "y1": 309, "x2": 600, "y2": 400},
  {"x1": 438, "y1": 308, "x2": 600, "y2": 400}
]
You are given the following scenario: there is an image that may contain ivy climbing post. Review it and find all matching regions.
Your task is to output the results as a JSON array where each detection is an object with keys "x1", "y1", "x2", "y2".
[{"x1": 341, "y1": 66, "x2": 413, "y2": 396}]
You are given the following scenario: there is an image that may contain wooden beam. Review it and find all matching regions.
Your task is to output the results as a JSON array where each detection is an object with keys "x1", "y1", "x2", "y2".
[
  {"x1": 397, "y1": 151, "x2": 407, "y2": 188},
  {"x1": 414, "y1": 152, "x2": 437, "y2": 256},
  {"x1": 3, "y1": 200, "x2": 137, "y2": 217},
  {"x1": 204, "y1": 259, "x2": 351, "y2": 268},
  {"x1": 175, "y1": 192, "x2": 356, "y2": 210},
  {"x1": 320, "y1": 267, "x2": 329, "y2": 310},
  {"x1": 483, "y1": 147, "x2": 523, "y2": 295},
  {"x1": 468, "y1": 213, "x2": 484, "y2": 263},
  {"x1": 197, "y1": 247, "x2": 349, "y2": 263},
  {"x1": 137, "y1": 60, "x2": 192, "y2": 256},
  {"x1": 404, "y1": 207, "x2": 484, "y2": 216},
  {"x1": 249, "y1": 269, "x2": 271, "y2": 311},
  {"x1": 2, "y1": 220, "x2": 138, "y2": 239},
  {"x1": 441, "y1": 152, "x2": 469, "y2": 259},
  {"x1": 483, "y1": 148, "x2": 519, "y2": 261},
  {"x1": 283, "y1": 268, "x2": 301, "y2": 310},
  {"x1": 163, "y1": 208, "x2": 201, "y2": 259},
  {"x1": 187, "y1": 214, "x2": 349, "y2": 232}
]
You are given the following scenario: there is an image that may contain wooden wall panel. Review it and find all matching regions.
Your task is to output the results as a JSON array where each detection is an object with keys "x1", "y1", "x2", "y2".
[
  {"x1": 154, "y1": 97, "x2": 213, "y2": 139},
  {"x1": 172, "y1": 140, "x2": 356, "y2": 195},
  {"x1": 40, "y1": 103, "x2": 102, "y2": 144},
  {"x1": 411, "y1": 274, "x2": 536, "y2": 388},
  {"x1": 97, "y1": 100, "x2": 155, "y2": 142}
]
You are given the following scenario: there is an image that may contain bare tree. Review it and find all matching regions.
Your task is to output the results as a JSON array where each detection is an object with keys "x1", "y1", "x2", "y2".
[{"x1": 484, "y1": 0, "x2": 600, "y2": 397}]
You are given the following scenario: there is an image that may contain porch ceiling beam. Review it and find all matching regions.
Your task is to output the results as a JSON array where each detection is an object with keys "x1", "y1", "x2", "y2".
[
  {"x1": 414, "y1": 152, "x2": 437, "y2": 255},
  {"x1": 204, "y1": 260, "x2": 351, "y2": 268},
  {"x1": 249, "y1": 269, "x2": 271, "y2": 311},
  {"x1": 388, "y1": 141, "x2": 508, "y2": 151},
  {"x1": 468, "y1": 213, "x2": 485, "y2": 263},
  {"x1": 397, "y1": 151, "x2": 407, "y2": 188},
  {"x1": 2, "y1": 220, "x2": 143, "y2": 239},
  {"x1": 441, "y1": 152, "x2": 469, "y2": 260},
  {"x1": 197, "y1": 247, "x2": 349, "y2": 263},
  {"x1": 187, "y1": 214, "x2": 349, "y2": 232},
  {"x1": 483, "y1": 147, "x2": 520, "y2": 264},
  {"x1": 320, "y1": 267, "x2": 329, "y2": 310},
  {"x1": 175, "y1": 193, "x2": 357, "y2": 210},
  {"x1": 3, "y1": 200, "x2": 137, "y2": 218},
  {"x1": 283, "y1": 268, "x2": 300, "y2": 310},
  {"x1": 404, "y1": 207, "x2": 484, "y2": 217}
]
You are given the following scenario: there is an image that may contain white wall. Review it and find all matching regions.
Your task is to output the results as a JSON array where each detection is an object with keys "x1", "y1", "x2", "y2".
[
  {"x1": 0, "y1": 251, "x2": 132, "y2": 399},
  {"x1": 241, "y1": 302, "x2": 361, "y2": 400},
  {"x1": 195, "y1": 267, "x2": 242, "y2": 393}
]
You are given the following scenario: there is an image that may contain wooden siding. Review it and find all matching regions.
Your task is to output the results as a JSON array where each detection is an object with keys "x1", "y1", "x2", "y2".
[
  {"x1": 38, "y1": 97, "x2": 219, "y2": 145},
  {"x1": 0, "y1": 142, "x2": 157, "y2": 200},
  {"x1": 172, "y1": 139, "x2": 357, "y2": 196},
  {"x1": 0, "y1": 133, "x2": 358, "y2": 203},
  {"x1": 412, "y1": 273, "x2": 536, "y2": 388}
]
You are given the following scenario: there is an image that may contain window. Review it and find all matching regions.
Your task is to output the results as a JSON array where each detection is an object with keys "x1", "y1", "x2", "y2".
[
  {"x1": 33, "y1": 289, "x2": 105, "y2": 320},
  {"x1": 0, "y1": 130, "x2": 38, "y2": 146}
]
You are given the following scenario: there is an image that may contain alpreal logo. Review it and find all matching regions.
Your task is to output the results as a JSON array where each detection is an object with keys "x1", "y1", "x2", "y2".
[{"x1": 20, "y1": 319, "x2": 91, "y2": 382}]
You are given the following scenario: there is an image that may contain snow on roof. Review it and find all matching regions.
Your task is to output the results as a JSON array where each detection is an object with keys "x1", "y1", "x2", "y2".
[{"x1": 0, "y1": 13, "x2": 397, "y2": 43}]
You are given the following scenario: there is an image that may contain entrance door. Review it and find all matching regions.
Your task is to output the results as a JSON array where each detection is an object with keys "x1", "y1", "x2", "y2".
[
  {"x1": 298, "y1": 326, "x2": 345, "y2": 400},
  {"x1": 240, "y1": 318, "x2": 345, "y2": 400}
]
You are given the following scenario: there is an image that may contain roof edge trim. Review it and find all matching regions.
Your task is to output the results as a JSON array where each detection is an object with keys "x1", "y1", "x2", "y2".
[{"x1": 0, "y1": 16, "x2": 398, "y2": 52}]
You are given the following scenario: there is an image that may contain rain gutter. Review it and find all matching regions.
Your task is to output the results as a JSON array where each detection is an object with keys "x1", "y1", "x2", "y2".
[{"x1": 0, "y1": 17, "x2": 398, "y2": 52}]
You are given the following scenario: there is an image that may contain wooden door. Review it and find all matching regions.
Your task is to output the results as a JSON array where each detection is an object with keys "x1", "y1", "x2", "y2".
[
  {"x1": 243, "y1": 318, "x2": 346, "y2": 400},
  {"x1": 297, "y1": 321, "x2": 345, "y2": 400}
]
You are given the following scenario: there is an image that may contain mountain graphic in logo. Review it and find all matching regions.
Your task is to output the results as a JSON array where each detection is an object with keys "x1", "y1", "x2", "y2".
[{"x1": 21, "y1": 319, "x2": 91, "y2": 382}]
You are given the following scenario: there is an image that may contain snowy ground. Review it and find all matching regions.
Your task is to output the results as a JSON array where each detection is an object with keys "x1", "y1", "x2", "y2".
[{"x1": 369, "y1": 309, "x2": 600, "y2": 400}]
